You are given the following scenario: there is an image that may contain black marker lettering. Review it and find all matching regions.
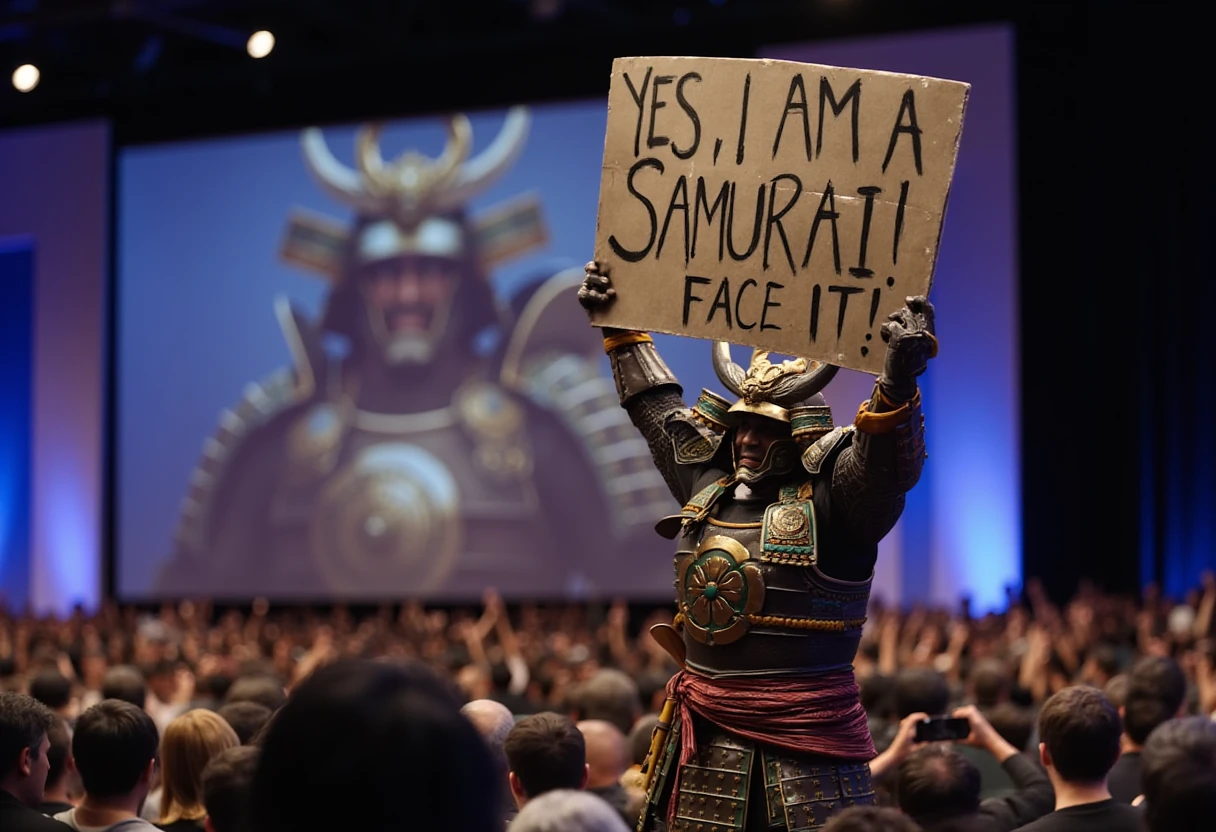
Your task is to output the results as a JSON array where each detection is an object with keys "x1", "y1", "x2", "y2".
[
  {"x1": 893, "y1": 180, "x2": 909, "y2": 264},
  {"x1": 764, "y1": 173, "x2": 802, "y2": 275},
  {"x1": 707, "y1": 277, "x2": 733, "y2": 328},
  {"x1": 736, "y1": 74, "x2": 751, "y2": 165},
  {"x1": 682, "y1": 274, "x2": 712, "y2": 326},
  {"x1": 829, "y1": 285, "x2": 865, "y2": 337},
  {"x1": 882, "y1": 89, "x2": 923, "y2": 175},
  {"x1": 726, "y1": 182, "x2": 764, "y2": 261},
  {"x1": 647, "y1": 75, "x2": 674, "y2": 149},
  {"x1": 608, "y1": 158, "x2": 664, "y2": 263},
  {"x1": 817, "y1": 77, "x2": 862, "y2": 163},
  {"x1": 656, "y1": 175, "x2": 690, "y2": 265},
  {"x1": 809, "y1": 284, "x2": 822, "y2": 342},
  {"x1": 692, "y1": 178, "x2": 729, "y2": 262},
  {"x1": 772, "y1": 74, "x2": 812, "y2": 161},
  {"x1": 761, "y1": 282, "x2": 784, "y2": 331},
  {"x1": 849, "y1": 186, "x2": 881, "y2": 278},
  {"x1": 671, "y1": 72, "x2": 703, "y2": 160},
  {"x1": 623, "y1": 68, "x2": 653, "y2": 158},
  {"x1": 735, "y1": 279, "x2": 758, "y2": 330},
  {"x1": 801, "y1": 181, "x2": 841, "y2": 274},
  {"x1": 869, "y1": 287, "x2": 882, "y2": 327}
]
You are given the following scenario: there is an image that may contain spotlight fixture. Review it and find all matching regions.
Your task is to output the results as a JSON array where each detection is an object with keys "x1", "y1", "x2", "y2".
[
  {"x1": 12, "y1": 63, "x2": 39, "y2": 92},
  {"x1": 247, "y1": 30, "x2": 275, "y2": 59}
]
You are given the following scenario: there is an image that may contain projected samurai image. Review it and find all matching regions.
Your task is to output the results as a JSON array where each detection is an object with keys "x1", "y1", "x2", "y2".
[{"x1": 155, "y1": 108, "x2": 674, "y2": 598}]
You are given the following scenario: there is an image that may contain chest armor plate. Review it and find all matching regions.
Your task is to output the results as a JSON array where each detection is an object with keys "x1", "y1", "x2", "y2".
[
  {"x1": 274, "y1": 381, "x2": 552, "y2": 594},
  {"x1": 674, "y1": 479, "x2": 872, "y2": 678}
]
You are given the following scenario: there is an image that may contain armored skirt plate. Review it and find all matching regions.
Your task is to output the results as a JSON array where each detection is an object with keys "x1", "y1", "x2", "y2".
[{"x1": 677, "y1": 536, "x2": 766, "y2": 646}]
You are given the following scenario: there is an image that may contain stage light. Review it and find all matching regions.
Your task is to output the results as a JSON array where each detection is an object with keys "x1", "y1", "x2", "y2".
[
  {"x1": 247, "y1": 30, "x2": 275, "y2": 59},
  {"x1": 12, "y1": 64, "x2": 39, "y2": 93}
]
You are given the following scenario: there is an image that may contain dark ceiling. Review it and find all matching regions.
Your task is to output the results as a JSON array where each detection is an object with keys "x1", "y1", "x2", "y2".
[{"x1": 0, "y1": 0, "x2": 1025, "y2": 143}]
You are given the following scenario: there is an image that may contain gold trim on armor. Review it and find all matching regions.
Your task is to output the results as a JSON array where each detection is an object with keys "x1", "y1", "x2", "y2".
[
  {"x1": 746, "y1": 614, "x2": 868, "y2": 632},
  {"x1": 602, "y1": 330, "x2": 654, "y2": 353},
  {"x1": 706, "y1": 518, "x2": 763, "y2": 529},
  {"x1": 854, "y1": 390, "x2": 921, "y2": 435},
  {"x1": 678, "y1": 536, "x2": 766, "y2": 646}
]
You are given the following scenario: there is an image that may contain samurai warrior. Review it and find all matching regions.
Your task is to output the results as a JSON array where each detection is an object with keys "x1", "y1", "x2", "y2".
[
  {"x1": 155, "y1": 109, "x2": 674, "y2": 598},
  {"x1": 578, "y1": 262, "x2": 936, "y2": 831}
]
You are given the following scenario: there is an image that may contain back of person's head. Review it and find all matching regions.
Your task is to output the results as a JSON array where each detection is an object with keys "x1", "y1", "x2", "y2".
[
  {"x1": 250, "y1": 659, "x2": 499, "y2": 832},
  {"x1": 628, "y1": 714, "x2": 660, "y2": 767},
  {"x1": 1103, "y1": 674, "x2": 1130, "y2": 710},
  {"x1": 0, "y1": 692, "x2": 54, "y2": 803},
  {"x1": 224, "y1": 675, "x2": 286, "y2": 712},
  {"x1": 968, "y1": 660, "x2": 1010, "y2": 708},
  {"x1": 490, "y1": 662, "x2": 513, "y2": 694},
  {"x1": 160, "y1": 709, "x2": 240, "y2": 824},
  {"x1": 44, "y1": 716, "x2": 73, "y2": 790},
  {"x1": 1124, "y1": 656, "x2": 1188, "y2": 744},
  {"x1": 570, "y1": 669, "x2": 640, "y2": 735},
  {"x1": 1037, "y1": 685, "x2": 1121, "y2": 784},
  {"x1": 201, "y1": 745, "x2": 260, "y2": 832},
  {"x1": 822, "y1": 806, "x2": 924, "y2": 832},
  {"x1": 1090, "y1": 643, "x2": 1120, "y2": 680},
  {"x1": 1141, "y1": 716, "x2": 1216, "y2": 832},
  {"x1": 895, "y1": 745, "x2": 981, "y2": 822},
  {"x1": 461, "y1": 698, "x2": 516, "y2": 776},
  {"x1": 196, "y1": 673, "x2": 234, "y2": 704},
  {"x1": 100, "y1": 665, "x2": 147, "y2": 709},
  {"x1": 28, "y1": 671, "x2": 73, "y2": 712},
  {"x1": 216, "y1": 701, "x2": 273, "y2": 746},
  {"x1": 505, "y1": 711, "x2": 588, "y2": 801},
  {"x1": 984, "y1": 703, "x2": 1033, "y2": 753},
  {"x1": 894, "y1": 669, "x2": 950, "y2": 719},
  {"x1": 577, "y1": 719, "x2": 627, "y2": 786},
  {"x1": 72, "y1": 699, "x2": 159, "y2": 799},
  {"x1": 507, "y1": 788, "x2": 628, "y2": 832},
  {"x1": 860, "y1": 673, "x2": 895, "y2": 720}
]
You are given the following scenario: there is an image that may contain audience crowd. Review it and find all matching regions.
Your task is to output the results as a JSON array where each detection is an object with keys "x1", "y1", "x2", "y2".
[{"x1": 1, "y1": 575, "x2": 1216, "y2": 831}]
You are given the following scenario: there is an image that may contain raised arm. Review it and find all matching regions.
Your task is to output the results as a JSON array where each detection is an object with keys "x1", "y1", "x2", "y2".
[
  {"x1": 830, "y1": 296, "x2": 936, "y2": 545},
  {"x1": 578, "y1": 262, "x2": 700, "y2": 504}
]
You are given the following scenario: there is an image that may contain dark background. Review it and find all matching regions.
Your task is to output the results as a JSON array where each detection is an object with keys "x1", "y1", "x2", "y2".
[{"x1": 4, "y1": 0, "x2": 1205, "y2": 605}]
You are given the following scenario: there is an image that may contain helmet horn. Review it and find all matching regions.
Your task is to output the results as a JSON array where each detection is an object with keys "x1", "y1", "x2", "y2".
[{"x1": 712, "y1": 341, "x2": 747, "y2": 398}]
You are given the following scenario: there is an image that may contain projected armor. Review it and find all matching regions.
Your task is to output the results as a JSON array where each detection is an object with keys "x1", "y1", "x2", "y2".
[
  {"x1": 156, "y1": 110, "x2": 673, "y2": 598},
  {"x1": 578, "y1": 263, "x2": 935, "y2": 831}
]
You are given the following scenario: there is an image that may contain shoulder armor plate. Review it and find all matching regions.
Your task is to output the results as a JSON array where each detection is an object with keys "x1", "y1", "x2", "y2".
[
  {"x1": 666, "y1": 410, "x2": 724, "y2": 465},
  {"x1": 510, "y1": 351, "x2": 675, "y2": 535},
  {"x1": 173, "y1": 368, "x2": 310, "y2": 557},
  {"x1": 801, "y1": 425, "x2": 855, "y2": 475}
]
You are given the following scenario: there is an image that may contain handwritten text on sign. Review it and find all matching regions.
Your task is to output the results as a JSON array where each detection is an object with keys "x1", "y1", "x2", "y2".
[{"x1": 591, "y1": 56, "x2": 969, "y2": 375}]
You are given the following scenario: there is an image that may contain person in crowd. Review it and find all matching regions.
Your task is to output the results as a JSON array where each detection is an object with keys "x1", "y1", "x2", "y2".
[
  {"x1": 250, "y1": 659, "x2": 501, "y2": 832},
  {"x1": 28, "y1": 673, "x2": 76, "y2": 725},
  {"x1": 38, "y1": 718, "x2": 75, "y2": 816},
  {"x1": 577, "y1": 720, "x2": 632, "y2": 827},
  {"x1": 54, "y1": 700, "x2": 160, "y2": 832},
  {"x1": 619, "y1": 713, "x2": 658, "y2": 816},
  {"x1": 100, "y1": 667, "x2": 147, "y2": 711},
  {"x1": 462, "y1": 698, "x2": 518, "y2": 824},
  {"x1": 505, "y1": 712, "x2": 588, "y2": 809},
  {"x1": 156, "y1": 710, "x2": 240, "y2": 831},
  {"x1": 221, "y1": 676, "x2": 285, "y2": 713},
  {"x1": 569, "y1": 670, "x2": 641, "y2": 736},
  {"x1": 507, "y1": 789, "x2": 629, "y2": 832},
  {"x1": 1015, "y1": 685, "x2": 1141, "y2": 831},
  {"x1": 881, "y1": 706, "x2": 1052, "y2": 831},
  {"x1": 1108, "y1": 655, "x2": 1188, "y2": 803},
  {"x1": 214, "y1": 703, "x2": 271, "y2": 747},
  {"x1": 199, "y1": 746, "x2": 259, "y2": 832},
  {"x1": 144, "y1": 661, "x2": 186, "y2": 735},
  {"x1": 822, "y1": 806, "x2": 923, "y2": 832},
  {"x1": 1138, "y1": 715, "x2": 1216, "y2": 832},
  {"x1": 0, "y1": 692, "x2": 63, "y2": 832}
]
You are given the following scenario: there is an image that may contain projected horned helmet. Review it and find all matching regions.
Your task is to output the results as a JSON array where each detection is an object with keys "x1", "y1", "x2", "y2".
[
  {"x1": 280, "y1": 108, "x2": 547, "y2": 366},
  {"x1": 298, "y1": 107, "x2": 531, "y2": 266},
  {"x1": 701, "y1": 343, "x2": 839, "y2": 483}
]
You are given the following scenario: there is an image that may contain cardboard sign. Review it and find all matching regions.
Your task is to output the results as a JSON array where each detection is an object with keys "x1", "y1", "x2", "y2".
[{"x1": 592, "y1": 56, "x2": 969, "y2": 375}]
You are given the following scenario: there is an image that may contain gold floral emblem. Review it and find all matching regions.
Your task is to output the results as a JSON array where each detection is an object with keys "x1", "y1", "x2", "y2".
[{"x1": 678, "y1": 536, "x2": 765, "y2": 646}]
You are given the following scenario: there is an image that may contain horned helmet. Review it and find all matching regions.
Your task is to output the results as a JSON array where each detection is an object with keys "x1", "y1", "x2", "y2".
[
  {"x1": 697, "y1": 343, "x2": 839, "y2": 484},
  {"x1": 280, "y1": 107, "x2": 546, "y2": 365}
]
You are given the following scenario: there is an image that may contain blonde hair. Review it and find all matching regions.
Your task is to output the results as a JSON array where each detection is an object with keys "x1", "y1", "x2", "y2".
[{"x1": 159, "y1": 709, "x2": 240, "y2": 824}]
